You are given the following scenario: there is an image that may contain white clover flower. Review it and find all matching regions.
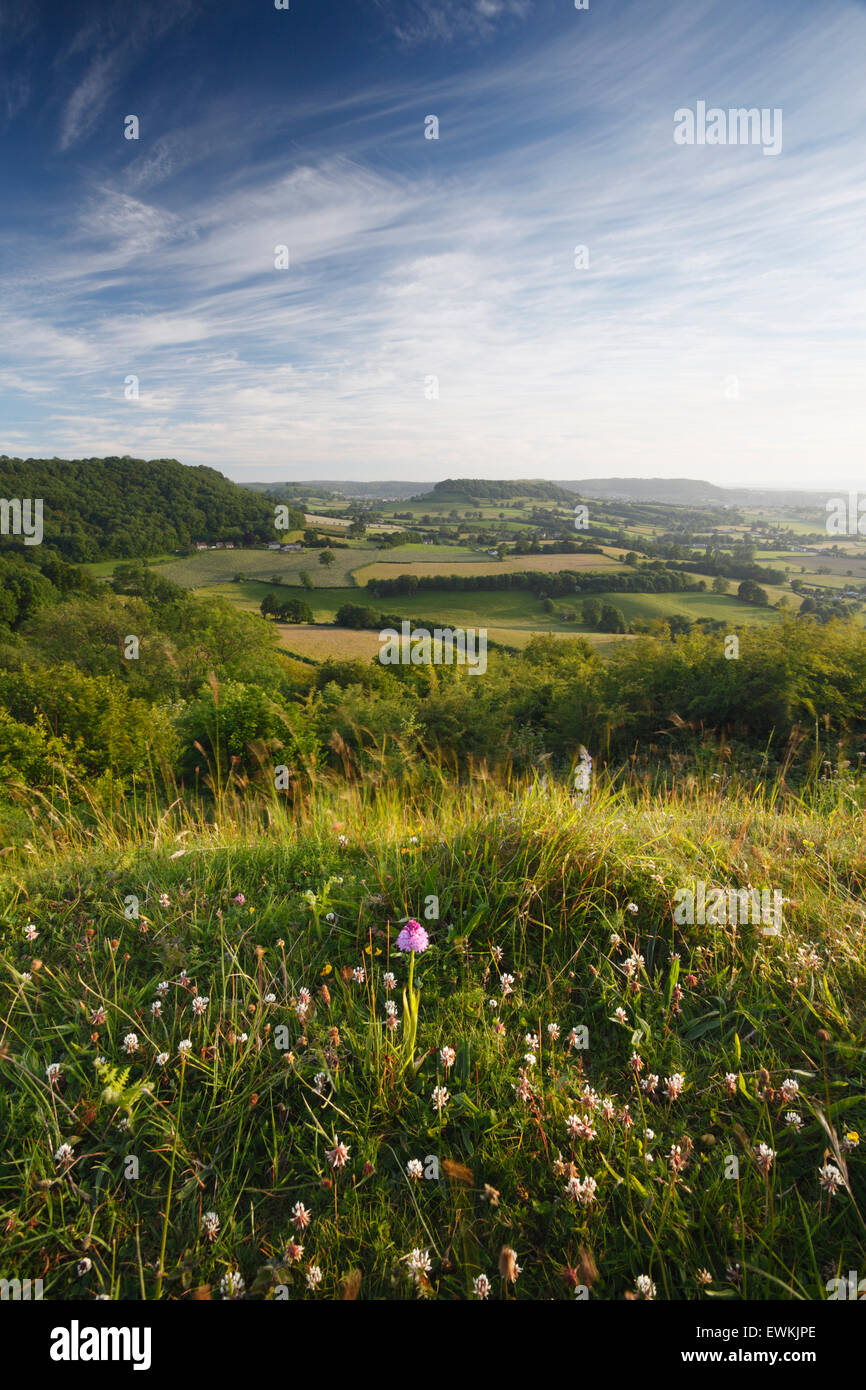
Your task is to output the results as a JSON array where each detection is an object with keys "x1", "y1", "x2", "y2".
[
  {"x1": 313, "y1": 1072, "x2": 328, "y2": 1095},
  {"x1": 664, "y1": 1073, "x2": 685, "y2": 1101},
  {"x1": 383, "y1": 972, "x2": 396, "y2": 991},
  {"x1": 220, "y1": 1270, "x2": 244, "y2": 1299},
  {"x1": 352, "y1": 967, "x2": 365, "y2": 984},
  {"x1": 201, "y1": 1212, "x2": 220, "y2": 1242},
  {"x1": 54, "y1": 1142, "x2": 74, "y2": 1167},
  {"x1": 431, "y1": 1085, "x2": 450, "y2": 1112},
  {"x1": 326, "y1": 1139, "x2": 350, "y2": 1169},
  {"x1": 547, "y1": 1022, "x2": 560, "y2": 1041},
  {"x1": 406, "y1": 1158, "x2": 424, "y2": 1181},
  {"x1": 753, "y1": 1142, "x2": 775, "y2": 1175},
  {"x1": 780, "y1": 1078, "x2": 799, "y2": 1102},
  {"x1": 178, "y1": 1039, "x2": 192, "y2": 1056},
  {"x1": 191, "y1": 994, "x2": 209, "y2": 1016},
  {"x1": 818, "y1": 1162, "x2": 843, "y2": 1195},
  {"x1": 404, "y1": 1249, "x2": 432, "y2": 1282},
  {"x1": 77, "y1": 1258, "x2": 92, "y2": 1276},
  {"x1": 291, "y1": 1201, "x2": 312, "y2": 1231},
  {"x1": 156, "y1": 1052, "x2": 169, "y2": 1067},
  {"x1": 473, "y1": 1272, "x2": 491, "y2": 1299},
  {"x1": 499, "y1": 973, "x2": 515, "y2": 995},
  {"x1": 306, "y1": 1264, "x2": 323, "y2": 1289},
  {"x1": 784, "y1": 1111, "x2": 802, "y2": 1129},
  {"x1": 46, "y1": 1062, "x2": 62, "y2": 1084},
  {"x1": 122, "y1": 1032, "x2": 139, "y2": 1055},
  {"x1": 24, "y1": 923, "x2": 38, "y2": 941},
  {"x1": 636, "y1": 1274, "x2": 656, "y2": 1299},
  {"x1": 440, "y1": 1045, "x2": 456, "y2": 1068},
  {"x1": 615, "y1": 1007, "x2": 628, "y2": 1024},
  {"x1": 156, "y1": 981, "x2": 169, "y2": 996}
]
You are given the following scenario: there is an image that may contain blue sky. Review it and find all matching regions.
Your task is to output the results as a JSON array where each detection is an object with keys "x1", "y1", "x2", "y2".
[{"x1": 1, "y1": 0, "x2": 865, "y2": 488}]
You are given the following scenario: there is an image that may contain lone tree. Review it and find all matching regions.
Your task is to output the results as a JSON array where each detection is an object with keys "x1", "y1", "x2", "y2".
[
  {"x1": 319, "y1": 549, "x2": 335, "y2": 568},
  {"x1": 738, "y1": 579, "x2": 769, "y2": 606}
]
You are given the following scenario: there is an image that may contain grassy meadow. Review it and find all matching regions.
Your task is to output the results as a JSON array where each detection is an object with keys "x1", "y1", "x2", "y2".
[{"x1": 1, "y1": 771, "x2": 864, "y2": 1301}]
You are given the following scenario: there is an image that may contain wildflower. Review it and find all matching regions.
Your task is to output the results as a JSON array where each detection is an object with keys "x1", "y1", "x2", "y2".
[
  {"x1": 724, "y1": 1072, "x2": 737, "y2": 1095},
  {"x1": 669, "y1": 1143, "x2": 689, "y2": 1174},
  {"x1": 525, "y1": 1032, "x2": 539, "y2": 1050},
  {"x1": 384, "y1": 999, "x2": 397, "y2": 1018},
  {"x1": 842, "y1": 1131, "x2": 860, "y2": 1153},
  {"x1": 440, "y1": 1045, "x2": 456, "y2": 1069},
  {"x1": 664, "y1": 1073, "x2": 685, "y2": 1102},
  {"x1": 383, "y1": 972, "x2": 396, "y2": 991},
  {"x1": 156, "y1": 1052, "x2": 169, "y2": 1066},
  {"x1": 291, "y1": 1201, "x2": 312, "y2": 1231},
  {"x1": 312, "y1": 1072, "x2": 328, "y2": 1095},
  {"x1": 483, "y1": 1184, "x2": 500, "y2": 1207},
  {"x1": 46, "y1": 1063, "x2": 62, "y2": 1084},
  {"x1": 641, "y1": 1073, "x2": 659, "y2": 1096},
  {"x1": 77, "y1": 1258, "x2": 92, "y2": 1276},
  {"x1": 818, "y1": 1162, "x2": 844, "y2": 1195},
  {"x1": 547, "y1": 1022, "x2": 560, "y2": 1041},
  {"x1": 352, "y1": 967, "x2": 366, "y2": 984},
  {"x1": 327, "y1": 1139, "x2": 350, "y2": 1170},
  {"x1": 24, "y1": 923, "x2": 38, "y2": 941},
  {"x1": 610, "y1": 932, "x2": 621, "y2": 947},
  {"x1": 123, "y1": 1032, "x2": 139, "y2": 1055},
  {"x1": 396, "y1": 920, "x2": 429, "y2": 954},
  {"x1": 513, "y1": 1070, "x2": 535, "y2": 1104},
  {"x1": 158, "y1": 893, "x2": 170, "y2": 907},
  {"x1": 404, "y1": 1249, "x2": 432, "y2": 1283},
  {"x1": 431, "y1": 1085, "x2": 450, "y2": 1113},
  {"x1": 630, "y1": 1052, "x2": 643, "y2": 1073},
  {"x1": 473, "y1": 1273, "x2": 491, "y2": 1299},
  {"x1": 753, "y1": 1142, "x2": 775, "y2": 1175},
  {"x1": 90, "y1": 1007, "x2": 106, "y2": 1025},
  {"x1": 306, "y1": 1264, "x2": 323, "y2": 1289},
  {"x1": 179, "y1": 970, "x2": 190, "y2": 986},
  {"x1": 726, "y1": 1262, "x2": 742, "y2": 1284},
  {"x1": 499, "y1": 973, "x2": 515, "y2": 996},
  {"x1": 491, "y1": 945, "x2": 503, "y2": 963},
  {"x1": 567, "y1": 1026, "x2": 584, "y2": 1048},
  {"x1": 601, "y1": 1096, "x2": 616, "y2": 1122},
  {"x1": 498, "y1": 1247, "x2": 521, "y2": 1283},
  {"x1": 298, "y1": 987, "x2": 312, "y2": 1006},
  {"x1": 156, "y1": 981, "x2": 169, "y2": 997},
  {"x1": 54, "y1": 1142, "x2": 74, "y2": 1167},
  {"x1": 150, "y1": 1001, "x2": 162, "y2": 1017},
  {"x1": 284, "y1": 1241, "x2": 304, "y2": 1264},
  {"x1": 636, "y1": 1274, "x2": 656, "y2": 1299},
  {"x1": 566, "y1": 1113, "x2": 596, "y2": 1141},
  {"x1": 579, "y1": 1175, "x2": 598, "y2": 1205},
  {"x1": 697, "y1": 1269, "x2": 712, "y2": 1288},
  {"x1": 233, "y1": 894, "x2": 245, "y2": 906},
  {"x1": 784, "y1": 1111, "x2": 802, "y2": 1129},
  {"x1": 338, "y1": 834, "x2": 348, "y2": 848},
  {"x1": 615, "y1": 1007, "x2": 628, "y2": 1024},
  {"x1": 95, "y1": 1055, "x2": 106, "y2": 1067},
  {"x1": 201, "y1": 1212, "x2": 220, "y2": 1242},
  {"x1": 178, "y1": 1039, "x2": 192, "y2": 1056},
  {"x1": 626, "y1": 902, "x2": 639, "y2": 915},
  {"x1": 220, "y1": 1270, "x2": 244, "y2": 1299},
  {"x1": 407, "y1": 1159, "x2": 424, "y2": 1181},
  {"x1": 523, "y1": 1051, "x2": 537, "y2": 1068},
  {"x1": 624, "y1": 952, "x2": 644, "y2": 978},
  {"x1": 263, "y1": 993, "x2": 276, "y2": 1005}
]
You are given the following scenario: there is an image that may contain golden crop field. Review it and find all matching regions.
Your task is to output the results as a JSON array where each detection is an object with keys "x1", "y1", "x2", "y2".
[
  {"x1": 274, "y1": 624, "x2": 382, "y2": 660},
  {"x1": 352, "y1": 550, "x2": 623, "y2": 584}
]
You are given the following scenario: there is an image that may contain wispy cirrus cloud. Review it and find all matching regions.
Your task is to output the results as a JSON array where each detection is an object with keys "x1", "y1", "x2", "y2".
[{"x1": 2, "y1": 0, "x2": 866, "y2": 486}]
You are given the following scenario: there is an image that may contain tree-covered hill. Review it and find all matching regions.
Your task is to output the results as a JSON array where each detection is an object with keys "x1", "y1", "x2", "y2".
[{"x1": 0, "y1": 455, "x2": 300, "y2": 561}]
